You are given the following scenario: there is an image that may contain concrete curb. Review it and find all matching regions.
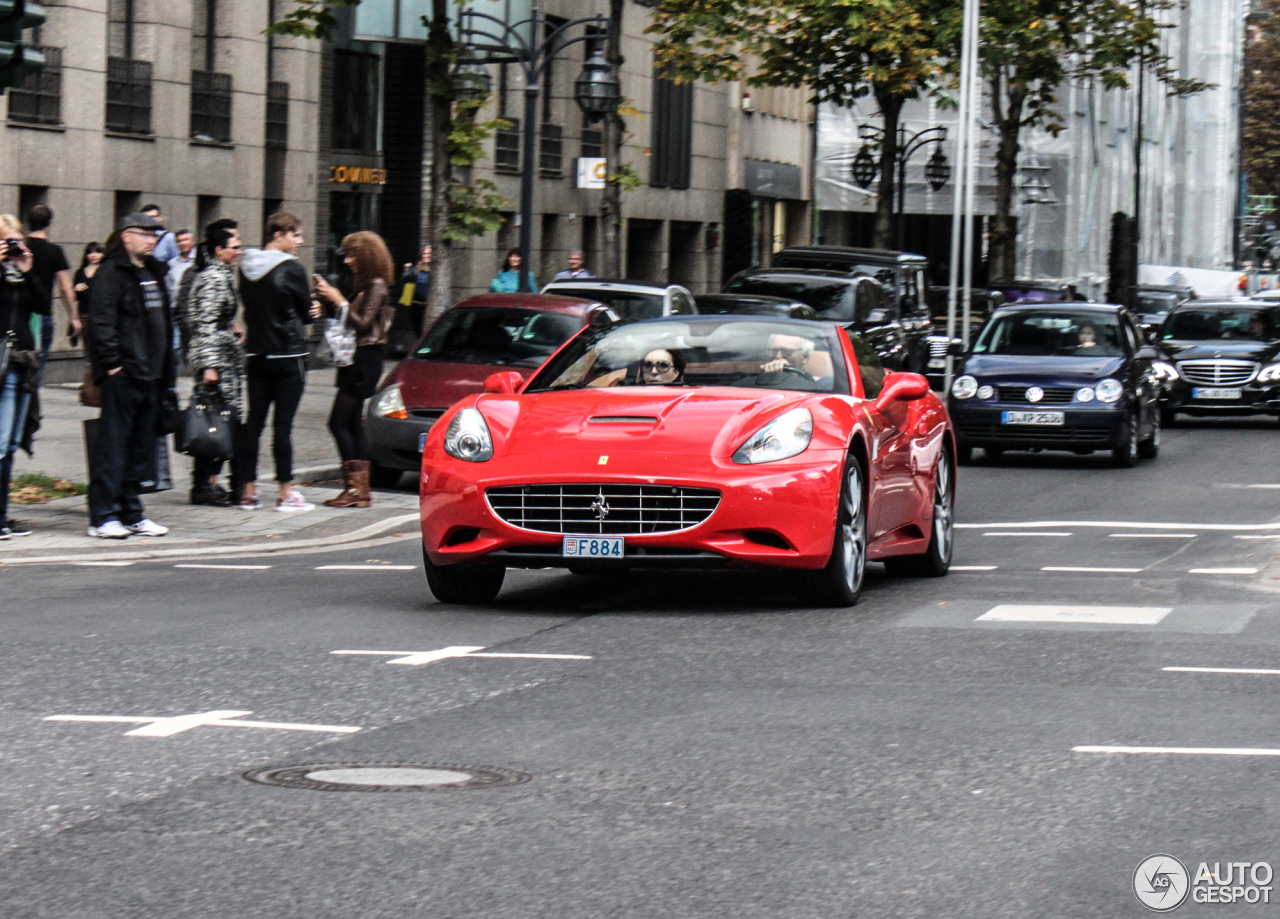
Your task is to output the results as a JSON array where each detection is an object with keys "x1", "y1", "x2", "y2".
[
  {"x1": 292, "y1": 464, "x2": 346, "y2": 485},
  {"x1": 0, "y1": 513, "x2": 420, "y2": 566}
]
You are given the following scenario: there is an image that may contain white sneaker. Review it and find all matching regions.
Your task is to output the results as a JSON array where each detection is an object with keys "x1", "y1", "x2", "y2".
[
  {"x1": 276, "y1": 491, "x2": 315, "y2": 513},
  {"x1": 127, "y1": 519, "x2": 169, "y2": 537},
  {"x1": 88, "y1": 521, "x2": 131, "y2": 539}
]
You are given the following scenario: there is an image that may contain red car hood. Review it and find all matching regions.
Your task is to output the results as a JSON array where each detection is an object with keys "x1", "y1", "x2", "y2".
[
  {"x1": 478, "y1": 387, "x2": 821, "y2": 460},
  {"x1": 393, "y1": 359, "x2": 533, "y2": 410}
]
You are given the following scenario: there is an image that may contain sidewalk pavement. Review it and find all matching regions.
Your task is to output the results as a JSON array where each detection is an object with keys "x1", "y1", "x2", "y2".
[{"x1": 4, "y1": 368, "x2": 421, "y2": 565}]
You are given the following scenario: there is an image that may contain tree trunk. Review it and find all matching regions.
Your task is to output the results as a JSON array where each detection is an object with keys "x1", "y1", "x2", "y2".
[
  {"x1": 423, "y1": 0, "x2": 453, "y2": 329},
  {"x1": 872, "y1": 88, "x2": 903, "y2": 250},
  {"x1": 601, "y1": 0, "x2": 625, "y2": 278},
  {"x1": 988, "y1": 74, "x2": 1025, "y2": 281}
]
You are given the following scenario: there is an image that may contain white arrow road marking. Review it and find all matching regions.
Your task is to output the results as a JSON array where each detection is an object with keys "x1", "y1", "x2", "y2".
[
  {"x1": 331, "y1": 646, "x2": 594, "y2": 666},
  {"x1": 44, "y1": 710, "x2": 361, "y2": 736}
]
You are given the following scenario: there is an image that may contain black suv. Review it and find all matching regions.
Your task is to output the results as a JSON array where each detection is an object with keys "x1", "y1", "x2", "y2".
[{"x1": 723, "y1": 267, "x2": 924, "y2": 372}]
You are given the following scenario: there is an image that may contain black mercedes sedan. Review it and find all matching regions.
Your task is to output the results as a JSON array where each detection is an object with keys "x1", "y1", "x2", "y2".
[
  {"x1": 948, "y1": 303, "x2": 1160, "y2": 467},
  {"x1": 1155, "y1": 300, "x2": 1280, "y2": 423}
]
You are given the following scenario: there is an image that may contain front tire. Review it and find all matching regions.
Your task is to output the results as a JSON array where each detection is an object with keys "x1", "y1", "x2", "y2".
[
  {"x1": 1138, "y1": 408, "x2": 1160, "y2": 459},
  {"x1": 423, "y1": 547, "x2": 505, "y2": 603},
  {"x1": 799, "y1": 453, "x2": 868, "y2": 607},
  {"x1": 1112, "y1": 413, "x2": 1139, "y2": 468},
  {"x1": 883, "y1": 449, "x2": 954, "y2": 578}
]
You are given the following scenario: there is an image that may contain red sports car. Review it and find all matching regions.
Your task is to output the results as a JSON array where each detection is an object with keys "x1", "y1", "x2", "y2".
[
  {"x1": 419, "y1": 314, "x2": 956, "y2": 606},
  {"x1": 366, "y1": 293, "x2": 601, "y2": 487}
]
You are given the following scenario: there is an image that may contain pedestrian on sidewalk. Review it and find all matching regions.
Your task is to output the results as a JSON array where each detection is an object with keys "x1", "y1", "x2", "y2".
[
  {"x1": 313, "y1": 231, "x2": 394, "y2": 508},
  {"x1": 232, "y1": 212, "x2": 319, "y2": 513},
  {"x1": 552, "y1": 249, "x2": 595, "y2": 281},
  {"x1": 24, "y1": 204, "x2": 77, "y2": 361},
  {"x1": 82, "y1": 212, "x2": 174, "y2": 540},
  {"x1": 398, "y1": 244, "x2": 431, "y2": 337},
  {"x1": 185, "y1": 221, "x2": 245, "y2": 507},
  {"x1": 72, "y1": 242, "x2": 104, "y2": 327},
  {"x1": 0, "y1": 214, "x2": 49, "y2": 540},
  {"x1": 165, "y1": 229, "x2": 195, "y2": 313},
  {"x1": 141, "y1": 204, "x2": 180, "y2": 264},
  {"x1": 174, "y1": 218, "x2": 235, "y2": 359},
  {"x1": 489, "y1": 248, "x2": 536, "y2": 293}
]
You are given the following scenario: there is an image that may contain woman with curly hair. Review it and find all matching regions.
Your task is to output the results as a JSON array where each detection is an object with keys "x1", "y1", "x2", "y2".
[{"x1": 313, "y1": 231, "x2": 395, "y2": 507}]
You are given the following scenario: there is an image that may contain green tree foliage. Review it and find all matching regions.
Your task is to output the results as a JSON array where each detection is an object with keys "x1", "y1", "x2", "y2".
[
  {"x1": 649, "y1": 0, "x2": 959, "y2": 249},
  {"x1": 1245, "y1": 0, "x2": 1280, "y2": 203},
  {"x1": 972, "y1": 0, "x2": 1209, "y2": 277}
]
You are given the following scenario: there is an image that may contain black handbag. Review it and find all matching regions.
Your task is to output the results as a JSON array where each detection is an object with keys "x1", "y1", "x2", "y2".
[{"x1": 176, "y1": 385, "x2": 236, "y2": 460}]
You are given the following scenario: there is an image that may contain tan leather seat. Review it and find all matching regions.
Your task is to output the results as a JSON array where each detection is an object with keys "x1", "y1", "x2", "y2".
[{"x1": 803, "y1": 349, "x2": 834, "y2": 379}]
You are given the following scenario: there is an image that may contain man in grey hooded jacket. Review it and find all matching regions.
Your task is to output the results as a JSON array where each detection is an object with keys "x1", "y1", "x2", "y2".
[{"x1": 231, "y1": 212, "x2": 318, "y2": 512}]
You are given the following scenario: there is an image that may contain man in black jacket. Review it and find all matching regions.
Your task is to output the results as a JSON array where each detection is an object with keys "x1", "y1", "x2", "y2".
[
  {"x1": 84, "y1": 212, "x2": 175, "y2": 539},
  {"x1": 231, "y1": 212, "x2": 319, "y2": 512}
]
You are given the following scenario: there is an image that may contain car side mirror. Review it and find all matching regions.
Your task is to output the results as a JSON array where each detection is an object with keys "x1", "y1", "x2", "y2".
[
  {"x1": 587, "y1": 305, "x2": 620, "y2": 330},
  {"x1": 946, "y1": 339, "x2": 967, "y2": 357},
  {"x1": 872, "y1": 372, "x2": 931, "y2": 412},
  {"x1": 1135, "y1": 345, "x2": 1158, "y2": 360},
  {"x1": 483, "y1": 371, "x2": 523, "y2": 394}
]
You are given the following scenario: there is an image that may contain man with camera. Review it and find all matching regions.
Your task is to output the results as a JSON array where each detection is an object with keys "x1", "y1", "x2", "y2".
[{"x1": 83, "y1": 212, "x2": 175, "y2": 539}]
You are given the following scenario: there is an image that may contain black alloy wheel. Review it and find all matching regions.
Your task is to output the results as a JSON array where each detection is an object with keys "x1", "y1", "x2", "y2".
[
  {"x1": 369, "y1": 461, "x2": 404, "y2": 489},
  {"x1": 800, "y1": 452, "x2": 868, "y2": 607},
  {"x1": 1112, "y1": 412, "x2": 1140, "y2": 468},
  {"x1": 423, "y1": 546, "x2": 506, "y2": 604},
  {"x1": 883, "y1": 448, "x2": 954, "y2": 578},
  {"x1": 1138, "y1": 407, "x2": 1160, "y2": 459}
]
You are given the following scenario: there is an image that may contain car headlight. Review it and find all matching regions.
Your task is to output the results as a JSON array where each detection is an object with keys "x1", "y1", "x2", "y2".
[
  {"x1": 373, "y1": 383, "x2": 407, "y2": 419},
  {"x1": 1076, "y1": 387, "x2": 1095, "y2": 402},
  {"x1": 1259, "y1": 363, "x2": 1280, "y2": 383},
  {"x1": 732, "y1": 408, "x2": 813, "y2": 465},
  {"x1": 952, "y1": 375, "x2": 978, "y2": 399},
  {"x1": 1152, "y1": 360, "x2": 1179, "y2": 383},
  {"x1": 443, "y1": 407, "x2": 494, "y2": 462},
  {"x1": 1095, "y1": 378, "x2": 1124, "y2": 403},
  {"x1": 976, "y1": 384, "x2": 994, "y2": 399}
]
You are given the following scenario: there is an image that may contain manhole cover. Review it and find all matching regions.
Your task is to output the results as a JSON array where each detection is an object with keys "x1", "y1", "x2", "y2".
[{"x1": 243, "y1": 762, "x2": 530, "y2": 792}]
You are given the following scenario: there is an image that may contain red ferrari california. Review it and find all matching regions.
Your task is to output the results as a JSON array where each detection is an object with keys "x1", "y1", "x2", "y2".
[{"x1": 419, "y1": 314, "x2": 956, "y2": 606}]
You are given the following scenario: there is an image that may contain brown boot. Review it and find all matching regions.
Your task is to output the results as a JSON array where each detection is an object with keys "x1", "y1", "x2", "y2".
[{"x1": 324, "y1": 460, "x2": 372, "y2": 508}]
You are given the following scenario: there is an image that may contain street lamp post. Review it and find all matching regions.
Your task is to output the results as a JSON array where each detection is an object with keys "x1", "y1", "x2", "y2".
[
  {"x1": 851, "y1": 125, "x2": 949, "y2": 251},
  {"x1": 460, "y1": 8, "x2": 621, "y2": 292}
]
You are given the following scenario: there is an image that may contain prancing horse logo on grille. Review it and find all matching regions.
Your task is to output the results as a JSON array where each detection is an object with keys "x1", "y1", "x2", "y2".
[{"x1": 591, "y1": 490, "x2": 610, "y2": 522}]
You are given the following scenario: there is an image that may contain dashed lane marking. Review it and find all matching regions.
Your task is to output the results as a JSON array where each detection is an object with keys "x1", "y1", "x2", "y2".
[
  {"x1": 174, "y1": 564, "x2": 272, "y2": 570},
  {"x1": 982, "y1": 531, "x2": 1072, "y2": 537},
  {"x1": 72, "y1": 561, "x2": 134, "y2": 567},
  {"x1": 332, "y1": 646, "x2": 593, "y2": 666},
  {"x1": 1164, "y1": 667, "x2": 1280, "y2": 675},
  {"x1": 1108, "y1": 533, "x2": 1197, "y2": 539},
  {"x1": 44, "y1": 710, "x2": 361, "y2": 736},
  {"x1": 1041, "y1": 566, "x2": 1145, "y2": 573},
  {"x1": 1074, "y1": 745, "x2": 1280, "y2": 757},
  {"x1": 1215, "y1": 484, "x2": 1280, "y2": 489},
  {"x1": 1189, "y1": 568, "x2": 1258, "y2": 575},
  {"x1": 951, "y1": 565, "x2": 998, "y2": 571},
  {"x1": 315, "y1": 565, "x2": 417, "y2": 570},
  {"x1": 1235, "y1": 535, "x2": 1280, "y2": 540},
  {"x1": 960, "y1": 521, "x2": 1280, "y2": 532},
  {"x1": 977, "y1": 605, "x2": 1171, "y2": 625}
]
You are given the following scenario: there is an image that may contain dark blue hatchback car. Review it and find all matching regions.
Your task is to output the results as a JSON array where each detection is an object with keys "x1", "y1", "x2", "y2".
[{"x1": 947, "y1": 303, "x2": 1161, "y2": 467}]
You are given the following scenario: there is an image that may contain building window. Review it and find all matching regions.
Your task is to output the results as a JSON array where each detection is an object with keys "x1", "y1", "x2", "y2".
[
  {"x1": 8, "y1": 45, "x2": 61, "y2": 125},
  {"x1": 495, "y1": 117, "x2": 521, "y2": 173},
  {"x1": 191, "y1": 70, "x2": 232, "y2": 142},
  {"x1": 540, "y1": 123, "x2": 563, "y2": 177},
  {"x1": 106, "y1": 57, "x2": 152, "y2": 135},
  {"x1": 266, "y1": 80, "x2": 289, "y2": 147},
  {"x1": 650, "y1": 72, "x2": 693, "y2": 189},
  {"x1": 332, "y1": 48, "x2": 379, "y2": 152},
  {"x1": 581, "y1": 126, "x2": 603, "y2": 159}
]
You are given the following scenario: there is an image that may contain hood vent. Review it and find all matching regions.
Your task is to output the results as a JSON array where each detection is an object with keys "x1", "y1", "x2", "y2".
[{"x1": 588, "y1": 415, "x2": 659, "y2": 424}]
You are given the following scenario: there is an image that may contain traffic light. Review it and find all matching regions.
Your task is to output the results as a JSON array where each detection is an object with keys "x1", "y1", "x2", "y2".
[{"x1": 0, "y1": 0, "x2": 44, "y2": 94}]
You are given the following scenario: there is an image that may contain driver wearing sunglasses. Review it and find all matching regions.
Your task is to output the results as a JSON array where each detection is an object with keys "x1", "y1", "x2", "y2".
[{"x1": 640, "y1": 348, "x2": 684, "y2": 385}]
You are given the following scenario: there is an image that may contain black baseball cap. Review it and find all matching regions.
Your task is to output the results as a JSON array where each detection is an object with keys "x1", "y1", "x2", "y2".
[{"x1": 119, "y1": 211, "x2": 165, "y2": 232}]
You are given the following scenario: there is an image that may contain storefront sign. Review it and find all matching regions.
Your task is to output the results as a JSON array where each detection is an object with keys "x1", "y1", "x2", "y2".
[
  {"x1": 576, "y1": 157, "x2": 606, "y2": 190},
  {"x1": 329, "y1": 166, "x2": 387, "y2": 186},
  {"x1": 745, "y1": 159, "x2": 803, "y2": 200}
]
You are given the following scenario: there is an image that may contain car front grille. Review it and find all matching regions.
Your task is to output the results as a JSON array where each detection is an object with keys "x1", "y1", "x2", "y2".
[
  {"x1": 928, "y1": 336, "x2": 949, "y2": 358},
  {"x1": 957, "y1": 422, "x2": 1114, "y2": 443},
  {"x1": 996, "y1": 386, "x2": 1076, "y2": 404},
  {"x1": 486, "y1": 484, "x2": 722, "y2": 535},
  {"x1": 1177, "y1": 360, "x2": 1259, "y2": 386}
]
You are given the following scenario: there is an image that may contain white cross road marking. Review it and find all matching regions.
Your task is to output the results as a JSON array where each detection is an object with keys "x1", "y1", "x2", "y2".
[
  {"x1": 44, "y1": 710, "x2": 361, "y2": 736},
  {"x1": 1189, "y1": 567, "x2": 1258, "y2": 575},
  {"x1": 174, "y1": 564, "x2": 272, "y2": 570},
  {"x1": 1164, "y1": 666, "x2": 1280, "y2": 675},
  {"x1": 1074, "y1": 745, "x2": 1280, "y2": 756},
  {"x1": 977, "y1": 605, "x2": 1172, "y2": 624},
  {"x1": 331, "y1": 646, "x2": 594, "y2": 666},
  {"x1": 315, "y1": 565, "x2": 416, "y2": 571}
]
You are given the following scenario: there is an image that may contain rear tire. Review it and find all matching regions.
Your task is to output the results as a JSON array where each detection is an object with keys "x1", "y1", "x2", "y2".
[
  {"x1": 369, "y1": 461, "x2": 403, "y2": 489},
  {"x1": 799, "y1": 453, "x2": 868, "y2": 607},
  {"x1": 1138, "y1": 409, "x2": 1160, "y2": 459},
  {"x1": 883, "y1": 448, "x2": 954, "y2": 578},
  {"x1": 1112, "y1": 413, "x2": 1139, "y2": 468},
  {"x1": 422, "y1": 547, "x2": 505, "y2": 603}
]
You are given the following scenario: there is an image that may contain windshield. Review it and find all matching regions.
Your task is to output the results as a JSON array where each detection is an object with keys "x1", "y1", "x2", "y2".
[
  {"x1": 549, "y1": 288, "x2": 664, "y2": 322},
  {"x1": 726, "y1": 276, "x2": 855, "y2": 321},
  {"x1": 1136, "y1": 292, "x2": 1180, "y2": 314},
  {"x1": 525, "y1": 318, "x2": 849, "y2": 395},
  {"x1": 1164, "y1": 307, "x2": 1279, "y2": 342},
  {"x1": 990, "y1": 287, "x2": 1064, "y2": 303},
  {"x1": 974, "y1": 311, "x2": 1126, "y2": 357},
  {"x1": 771, "y1": 255, "x2": 898, "y2": 287},
  {"x1": 415, "y1": 307, "x2": 581, "y2": 367}
]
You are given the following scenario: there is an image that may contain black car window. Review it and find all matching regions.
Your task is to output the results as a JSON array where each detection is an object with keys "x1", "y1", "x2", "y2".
[
  {"x1": 857, "y1": 278, "x2": 894, "y2": 323},
  {"x1": 991, "y1": 287, "x2": 1064, "y2": 303},
  {"x1": 772, "y1": 254, "x2": 897, "y2": 288},
  {"x1": 726, "y1": 275, "x2": 856, "y2": 322},
  {"x1": 1136, "y1": 292, "x2": 1180, "y2": 314},
  {"x1": 550, "y1": 288, "x2": 665, "y2": 322},
  {"x1": 669, "y1": 289, "x2": 696, "y2": 315},
  {"x1": 415, "y1": 307, "x2": 580, "y2": 367},
  {"x1": 844, "y1": 330, "x2": 886, "y2": 398},
  {"x1": 1164, "y1": 307, "x2": 1279, "y2": 342},
  {"x1": 974, "y1": 311, "x2": 1125, "y2": 357}
]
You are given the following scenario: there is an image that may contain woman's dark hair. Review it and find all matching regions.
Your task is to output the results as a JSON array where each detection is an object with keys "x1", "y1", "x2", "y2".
[
  {"x1": 195, "y1": 219, "x2": 239, "y2": 271},
  {"x1": 79, "y1": 241, "x2": 103, "y2": 269},
  {"x1": 642, "y1": 347, "x2": 686, "y2": 382},
  {"x1": 502, "y1": 247, "x2": 521, "y2": 271},
  {"x1": 340, "y1": 230, "x2": 396, "y2": 292}
]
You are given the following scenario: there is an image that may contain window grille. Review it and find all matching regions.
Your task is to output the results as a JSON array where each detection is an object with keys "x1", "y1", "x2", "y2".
[
  {"x1": 266, "y1": 80, "x2": 289, "y2": 147},
  {"x1": 539, "y1": 123, "x2": 563, "y2": 176},
  {"x1": 495, "y1": 117, "x2": 521, "y2": 173},
  {"x1": 105, "y1": 56, "x2": 152, "y2": 135},
  {"x1": 8, "y1": 45, "x2": 61, "y2": 125},
  {"x1": 581, "y1": 126, "x2": 603, "y2": 159},
  {"x1": 191, "y1": 69, "x2": 232, "y2": 142}
]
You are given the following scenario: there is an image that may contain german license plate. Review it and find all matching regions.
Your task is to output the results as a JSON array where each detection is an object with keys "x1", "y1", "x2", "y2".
[
  {"x1": 1002, "y1": 411, "x2": 1065, "y2": 425},
  {"x1": 1192, "y1": 387, "x2": 1242, "y2": 400},
  {"x1": 418, "y1": 432, "x2": 429, "y2": 451},
  {"x1": 562, "y1": 536, "x2": 625, "y2": 558}
]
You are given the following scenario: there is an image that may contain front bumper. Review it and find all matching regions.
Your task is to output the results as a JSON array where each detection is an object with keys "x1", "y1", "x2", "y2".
[
  {"x1": 1161, "y1": 380, "x2": 1280, "y2": 416},
  {"x1": 366, "y1": 405, "x2": 443, "y2": 472},
  {"x1": 420, "y1": 451, "x2": 848, "y2": 571},
  {"x1": 949, "y1": 402, "x2": 1127, "y2": 450}
]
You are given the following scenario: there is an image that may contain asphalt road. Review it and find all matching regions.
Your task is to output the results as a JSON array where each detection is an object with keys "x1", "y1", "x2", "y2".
[{"x1": 3, "y1": 415, "x2": 1280, "y2": 917}]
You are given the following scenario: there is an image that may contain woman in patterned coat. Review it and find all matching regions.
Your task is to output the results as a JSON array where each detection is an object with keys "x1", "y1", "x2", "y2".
[{"x1": 185, "y1": 222, "x2": 245, "y2": 506}]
